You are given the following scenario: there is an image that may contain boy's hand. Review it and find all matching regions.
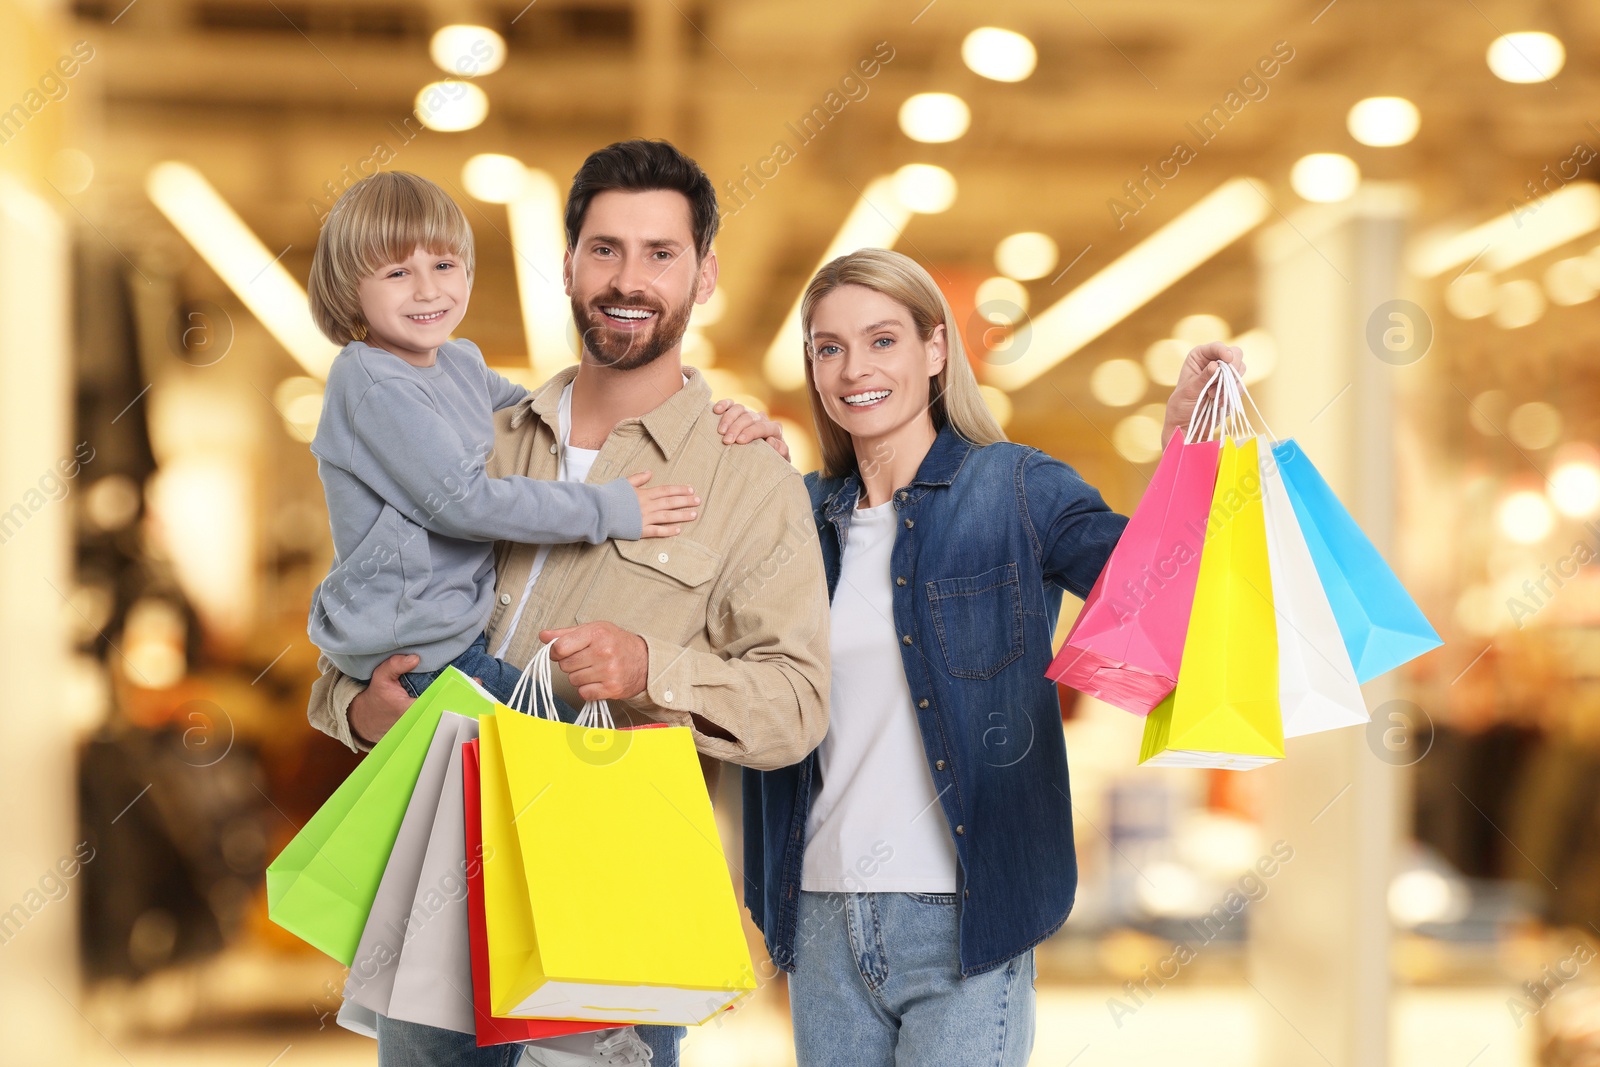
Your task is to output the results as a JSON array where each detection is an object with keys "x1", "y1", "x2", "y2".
[
  {"x1": 625, "y1": 471, "x2": 699, "y2": 539},
  {"x1": 349, "y1": 653, "x2": 419, "y2": 746},
  {"x1": 713, "y1": 399, "x2": 790, "y2": 461}
]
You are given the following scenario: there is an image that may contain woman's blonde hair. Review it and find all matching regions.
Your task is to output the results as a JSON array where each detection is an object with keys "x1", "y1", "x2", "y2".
[
  {"x1": 307, "y1": 171, "x2": 475, "y2": 345},
  {"x1": 800, "y1": 247, "x2": 1006, "y2": 478}
]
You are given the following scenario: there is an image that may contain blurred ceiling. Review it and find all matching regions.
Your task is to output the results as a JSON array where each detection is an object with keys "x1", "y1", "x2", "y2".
[{"x1": 63, "y1": 0, "x2": 1600, "y2": 497}]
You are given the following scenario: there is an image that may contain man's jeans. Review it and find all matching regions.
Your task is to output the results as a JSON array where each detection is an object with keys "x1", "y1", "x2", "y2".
[
  {"x1": 374, "y1": 1016, "x2": 684, "y2": 1066},
  {"x1": 789, "y1": 891, "x2": 1036, "y2": 1067}
]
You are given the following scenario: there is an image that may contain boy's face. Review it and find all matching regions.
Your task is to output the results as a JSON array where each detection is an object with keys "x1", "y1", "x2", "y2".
[
  {"x1": 564, "y1": 189, "x2": 717, "y2": 371},
  {"x1": 356, "y1": 245, "x2": 471, "y2": 364}
]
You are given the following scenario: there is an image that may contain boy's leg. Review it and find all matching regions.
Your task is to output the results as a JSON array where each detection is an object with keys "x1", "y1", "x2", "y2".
[{"x1": 452, "y1": 634, "x2": 579, "y2": 720}]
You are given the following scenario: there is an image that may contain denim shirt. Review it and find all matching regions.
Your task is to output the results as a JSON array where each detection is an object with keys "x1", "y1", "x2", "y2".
[{"x1": 742, "y1": 424, "x2": 1129, "y2": 977}]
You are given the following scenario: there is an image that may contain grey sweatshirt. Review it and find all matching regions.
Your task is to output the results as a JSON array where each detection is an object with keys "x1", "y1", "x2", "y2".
[{"x1": 306, "y1": 339, "x2": 641, "y2": 679}]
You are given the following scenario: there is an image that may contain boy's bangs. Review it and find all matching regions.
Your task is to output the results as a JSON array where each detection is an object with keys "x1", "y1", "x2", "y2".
[{"x1": 350, "y1": 182, "x2": 472, "y2": 276}]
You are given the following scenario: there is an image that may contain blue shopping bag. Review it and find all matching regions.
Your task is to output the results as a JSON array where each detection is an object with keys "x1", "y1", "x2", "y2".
[{"x1": 1270, "y1": 439, "x2": 1441, "y2": 681}]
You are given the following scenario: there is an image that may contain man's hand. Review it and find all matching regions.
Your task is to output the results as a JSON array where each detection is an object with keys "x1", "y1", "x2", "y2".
[
  {"x1": 1162, "y1": 341, "x2": 1248, "y2": 446},
  {"x1": 349, "y1": 652, "x2": 419, "y2": 746},
  {"x1": 539, "y1": 622, "x2": 650, "y2": 701},
  {"x1": 712, "y1": 398, "x2": 790, "y2": 462}
]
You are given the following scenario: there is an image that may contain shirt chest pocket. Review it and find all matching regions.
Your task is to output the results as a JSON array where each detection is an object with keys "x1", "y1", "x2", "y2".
[
  {"x1": 924, "y1": 562, "x2": 1024, "y2": 680},
  {"x1": 575, "y1": 536, "x2": 722, "y2": 640}
]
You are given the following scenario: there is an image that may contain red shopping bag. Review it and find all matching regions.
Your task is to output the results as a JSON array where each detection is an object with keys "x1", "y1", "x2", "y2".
[
  {"x1": 462, "y1": 738, "x2": 609, "y2": 1047},
  {"x1": 1046, "y1": 431, "x2": 1222, "y2": 714}
]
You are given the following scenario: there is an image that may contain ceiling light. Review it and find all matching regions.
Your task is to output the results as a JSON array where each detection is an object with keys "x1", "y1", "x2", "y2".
[
  {"x1": 416, "y1": 81, "x2": 489, "y2": 132},
  {"x1": 430, "y1": 25, "x2": 507, "y2": 77},
  {"x1": 898, "y1": 92, "x2": 971, "y2": 143},
  {"x1": 1411, "y1": 182, "x2": 1600, "y2": 277},
  {"x1": 1492, "y1": 279, "x2": 1545, "y2": 329},
  {"x1": 462, "y1": 153, "x2": 529, "y2": 203},
  {"x1": 1347, "y1": 96, "x2": 1420, "y2": 147},
  {"x1": 994, "y1": 232, "x2": 1058, "y2": 281},
  {"x1": 892, "y1": 164, "x2": 957, "y2": 214},
  {"x1": 1498, "y1": 490, "x2": 1554, "y2": 543},
  {"x1": 1487, "y1": 32, "x2": 1564, "y2": 84},
  {"x1": 962, "y1": 27, "x2": 1037, "y2": 82},
  {"x1": 145, "y1": 162, "x2": 336, "y2": 377},
  {"x1": 1290, "y1": 153, "x2": 1360, "y2": 203},
  {"x1": 1089, "y1": 359, "x2": 1147, "y2": 407},
  {"x1": 989, "y1": 178, "x2": 1270, "y2": 391}
]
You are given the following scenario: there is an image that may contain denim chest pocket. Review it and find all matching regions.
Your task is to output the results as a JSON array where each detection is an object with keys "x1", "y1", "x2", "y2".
[{"x1": 924, "y1": 562, "x2": 1024, "y2": 679}]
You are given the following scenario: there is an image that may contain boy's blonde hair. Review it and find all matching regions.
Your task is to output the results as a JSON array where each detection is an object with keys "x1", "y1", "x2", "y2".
[
  {"x1": 307, "y1": 171, "x2": 475, "y2": 345},
  {"x1": 800, "y1": 247, "x2": 1007, "y2": 478}
]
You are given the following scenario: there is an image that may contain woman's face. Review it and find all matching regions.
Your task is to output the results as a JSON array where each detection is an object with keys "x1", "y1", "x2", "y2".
[{"x1": 808, "y1": 284, "x2": 946, "y2": 446}]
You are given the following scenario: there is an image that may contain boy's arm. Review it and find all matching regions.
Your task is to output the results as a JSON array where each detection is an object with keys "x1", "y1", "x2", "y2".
[
  {"x1": 484, "y1": 367, "x2": 531, "y2": 412},
  {"x1": 346, "y1": 377, "x2": 643, "y2": 544}
]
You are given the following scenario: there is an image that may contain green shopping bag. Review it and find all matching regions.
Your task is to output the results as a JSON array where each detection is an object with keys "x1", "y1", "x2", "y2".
[{"x1": 266, "y1": 667, "x2": 504, "y2": 963}]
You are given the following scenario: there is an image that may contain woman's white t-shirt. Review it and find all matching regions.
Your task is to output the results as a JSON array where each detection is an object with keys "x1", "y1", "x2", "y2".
[{"x1": 801, "y1": 499, "x2": 960, "y2": 893}]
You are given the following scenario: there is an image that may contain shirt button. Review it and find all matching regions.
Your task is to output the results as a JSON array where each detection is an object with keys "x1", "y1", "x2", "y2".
[
  {"x1": 918, "y1": 699, "x2": 929, "y2": 709},
  {"x1": 498, "y1": 593, "x2": 512, "y2": 605},
  {"x1": 903, "y1": 518, "x2": 914, "y2": 529},
  {"x1": 895, "y1": 576, "x2": 907, "y2": 586},
  {"x1": 901, "y1": 634, "x2": 912, "y2": 646},
  {"x1": 897, "y1": 491, "x2": 908, "y2": 501},
  {"x1": 549, "y1": 443, "x2": 558, "y2": 454},
  {"x1": 955, "y1": 825, "x2": 965, "y2": 835},
  {"x1": 658, "y1": 552, "x2": 669, "y2": 563},
  {"x1": 664, "y1": 690, "x2": 674, "y2": 703},
  {"x1": 935, "y1": 759, "x2": 946, "y2": 770}
]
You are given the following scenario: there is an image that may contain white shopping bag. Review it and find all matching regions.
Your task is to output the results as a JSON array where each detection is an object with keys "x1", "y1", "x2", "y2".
[
  {"x1": 341, "y1": 711, "x2": 481, "y2": 1034},
  {"x1": 1258, "y1": 446, "x2": 1369, "y2": 737}
]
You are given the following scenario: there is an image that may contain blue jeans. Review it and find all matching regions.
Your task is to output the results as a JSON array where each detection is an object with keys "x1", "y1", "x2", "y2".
[
  {"x1": 398, "y1": 631, "x2": 571, "y2": 715},
  {"x1": 789, "y1": 891, "x2": 1036, "y2": 1067},
  {"x1": 374, "y1": 1016, "x2": 683, "y2": 1066}
]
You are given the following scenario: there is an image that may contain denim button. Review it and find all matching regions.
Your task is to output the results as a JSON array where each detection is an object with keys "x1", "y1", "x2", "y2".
[
  {"x1": 955, "y1": 824, "x2": 965, "y2": 835},
  {"x1": 897, "y1": 490, "x2": 908, "y2": 501},
  {"x1": 903, "y1": 518, "x2": 914, "y2": 529},
  {"x1": 896, "y1": 576, "x2": 906, "y2": 586},
  {"x1": 901, "y1": 634, "x2": 912, "y2": 645},
  {"x1": 935, "y1": 759, "x2": 945, "y2": 770},
  {"x1": 918, "y1": 699, "x2": 928, "y2": 709}
]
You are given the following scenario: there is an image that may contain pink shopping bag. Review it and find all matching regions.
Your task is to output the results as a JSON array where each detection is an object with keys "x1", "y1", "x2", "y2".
[{"x1": 1047, "y1": 431, "x2": 1222, "y2": 714}]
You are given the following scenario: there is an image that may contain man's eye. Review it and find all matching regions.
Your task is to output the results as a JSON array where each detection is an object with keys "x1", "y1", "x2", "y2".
[{"x1": 654, "y1": 250, "x2": 673, "y2": 261}]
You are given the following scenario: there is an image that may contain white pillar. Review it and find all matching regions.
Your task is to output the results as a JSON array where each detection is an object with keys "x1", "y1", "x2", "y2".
[
  {"x1": 1250, "y1": 183, "x2": 1418, "y2": 1067},
  {"x1": 0, "y1": 175, "x2": 80, "y2": 1062}
]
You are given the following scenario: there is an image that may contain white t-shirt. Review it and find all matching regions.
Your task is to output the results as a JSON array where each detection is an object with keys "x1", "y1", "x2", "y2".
[
  {"x1": 801, "y1": 499, "x2": 960, "y2": 893},
  {"x1": 492, "y1": 381, "x2": 598, "y2": 661}
]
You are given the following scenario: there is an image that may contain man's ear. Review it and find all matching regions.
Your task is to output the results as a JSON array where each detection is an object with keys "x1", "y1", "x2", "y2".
[
  {"x1": 696, "y1": 250, "x2": 719, "y2": 305},
  {"x1": 926, "y1": 322, "x2": 949, "y2": 375},
  {"x1": 562, "y1": 249, "x2": 574, "y2": 296}
]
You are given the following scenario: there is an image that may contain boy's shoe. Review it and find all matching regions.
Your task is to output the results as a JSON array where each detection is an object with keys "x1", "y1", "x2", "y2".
[{"x1": 518, "y1": 1027, "x2": 652, "y2": 1066}]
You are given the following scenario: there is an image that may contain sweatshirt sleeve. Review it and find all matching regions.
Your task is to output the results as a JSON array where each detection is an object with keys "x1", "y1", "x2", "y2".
[
  {"x1": 345, "y1": 377, "x2": 644, "y2": 543},
  {"x1": 485, "y1": 367, "x2": 531, "y2": 412}
]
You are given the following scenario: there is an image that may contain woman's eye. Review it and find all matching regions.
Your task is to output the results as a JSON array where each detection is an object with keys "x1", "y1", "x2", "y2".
[
  {"x1": 873, "y1": 336, "x2": 894, "y2": 348},
  {"x1": 817, "y1": 345, "x2": 840, "y2": 357}
]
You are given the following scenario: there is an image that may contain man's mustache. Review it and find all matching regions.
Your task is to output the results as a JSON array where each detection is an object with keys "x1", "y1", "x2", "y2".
[{"x1": 586, "y1": 291, "x2": 667, "y2": 318}]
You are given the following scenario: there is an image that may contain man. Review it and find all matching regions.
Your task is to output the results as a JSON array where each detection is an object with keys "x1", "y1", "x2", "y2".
[{"x1": 306, "y1": 140, "x2": 831, "y2": 1067}]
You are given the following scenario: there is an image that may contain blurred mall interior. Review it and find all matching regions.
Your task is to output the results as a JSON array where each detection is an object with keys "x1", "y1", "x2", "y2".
[{"x1": 2, "y1": 0, "x2": 1600, "y2": 1063}]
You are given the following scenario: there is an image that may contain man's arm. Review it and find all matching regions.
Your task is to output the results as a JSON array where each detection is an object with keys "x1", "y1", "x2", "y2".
[
  {"x1": 544, "y1": 473, "x2": 830, "y2": 771},
  {"x1": 306, "y1": 652, "x2": 417, "y2": 753}
]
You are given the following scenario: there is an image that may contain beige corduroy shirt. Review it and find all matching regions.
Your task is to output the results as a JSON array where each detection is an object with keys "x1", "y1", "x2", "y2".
[{"x1": 305, "y1": 365, "x2": 830, "y2": 775}]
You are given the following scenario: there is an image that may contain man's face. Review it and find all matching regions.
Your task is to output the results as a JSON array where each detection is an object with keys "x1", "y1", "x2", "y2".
[{"x1": 565, "y1": 189, "x2": 718, "y2": 371}]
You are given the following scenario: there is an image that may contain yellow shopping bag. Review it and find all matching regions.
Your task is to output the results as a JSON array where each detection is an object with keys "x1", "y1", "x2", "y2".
[
  {"x1": 479, "y1": 669, "x2": 756, "y2": 1026},
  {"x1": 1140, "y1": 436, "x2": 1284, "y2": 769}
]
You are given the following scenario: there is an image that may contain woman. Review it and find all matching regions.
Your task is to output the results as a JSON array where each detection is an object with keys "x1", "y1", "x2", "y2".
[{"x1": 742, "y1": 248, "x2": 1238, "y2": 1065}]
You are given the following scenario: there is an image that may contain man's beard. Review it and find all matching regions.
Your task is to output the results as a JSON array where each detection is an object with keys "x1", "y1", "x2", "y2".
[{"x1": 572, "y1": 286, "x2": 696, "y2": 371}]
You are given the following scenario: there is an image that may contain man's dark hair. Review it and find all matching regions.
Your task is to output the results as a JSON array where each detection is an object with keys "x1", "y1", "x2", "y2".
[{"x1": 564, "y1": 139, "x2": 720, "y2": 259}]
